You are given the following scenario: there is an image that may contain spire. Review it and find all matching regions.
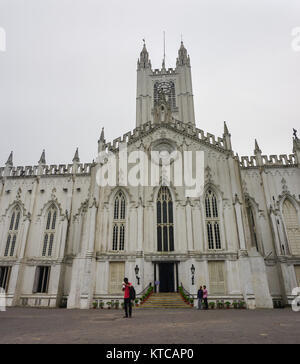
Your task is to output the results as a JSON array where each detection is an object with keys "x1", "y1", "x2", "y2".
[
  {"x1": 223, "y1": 121, "x2": 232, "y2": 151},
  {"x1": 100, "y1": 127, "x2": 105, "y2": 142},
  {"x1": 137, "y1": 40, "x2": 151, "y2": 70},
  {"x1": 224, "y1": 121, "x2": 230, "y2": 135},
  {"x1": 98, "y1": 127, "x2": 106, "y2": 153},
  {"x1": 254, "y1": 139, "x2": 262, "y2": 154},
  {"x1": 162, "y1": 31, "x2": 166, "y2": 70},
  {"x1": 38, "y1": 149, "x2": 46, "y2": 165},
  {"x1": 293, "y1": 128, "x2": 300, "y2": 165},
  {"x1": 176, "y1": 41, "x2": 190, "y2": 67},
  {"x1": 72, "y1": 148, "x2": 80, "y2": 163},
  {"x1": 6, "y1": 151, "x2": 13, "y2": 166},
  {"x1": 4, "y1": 151, "x2": 13, "y2": 177}
]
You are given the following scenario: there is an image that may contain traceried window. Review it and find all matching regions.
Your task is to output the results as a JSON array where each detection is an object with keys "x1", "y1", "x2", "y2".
[
  {"x1": 154, "y1": 81, "x2": 176, "y2": 110},
  {"x1": 112, "y1": 191, "x2": 126, "y2": 251},
  {"x1": 282, "y1": 200, "x2": 300, "y2": 256},
  {"x1": 205, "y1": 189, "x2": 221, "y2": 250},
  {"x1": 42, "y1": 205, "x2": 57, "y2": 257},
  {"x1": 157, "y1": 187, "x2": 174, "y2": 252},
  {"x1": 246, "y1": 201, "x2": 259, "y2": 252},
  {"x1": 4, "y1": 206, "x2": 21, "y2": 257}
]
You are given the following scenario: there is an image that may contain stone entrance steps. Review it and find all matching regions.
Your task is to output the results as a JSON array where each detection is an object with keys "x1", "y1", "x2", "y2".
[{"x1": 139, "y1": 293, "x2": 193, "y2": 309}]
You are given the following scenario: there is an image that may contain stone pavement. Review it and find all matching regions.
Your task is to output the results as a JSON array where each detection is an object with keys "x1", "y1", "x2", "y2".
[{"x1": 0, "y1": 307, "x2": 299, "y2": 344}]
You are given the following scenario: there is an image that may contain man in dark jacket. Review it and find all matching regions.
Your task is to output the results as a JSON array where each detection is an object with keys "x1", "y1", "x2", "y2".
[{"x1": 197, "y1": 286, "x2": 203, "y2": 310}]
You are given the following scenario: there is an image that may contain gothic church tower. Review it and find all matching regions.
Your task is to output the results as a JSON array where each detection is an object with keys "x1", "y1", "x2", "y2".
[{"x1": 136, "y1": 41, "x2": 195, "y2": 127}]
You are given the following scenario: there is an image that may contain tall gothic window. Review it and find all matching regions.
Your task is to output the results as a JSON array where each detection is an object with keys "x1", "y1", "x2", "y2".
[
  {"x1": 246, "y1": 202, "x2": 259, "y2": 252},
  {"x1": 282, "y1": 200, "x2": 300, "y2": 256},
  {"x1": 42, "y1": 205, "x2": 57, "y2": 257},
  {"x1": 154, "y1": 81, "x2": 176, "y2": 110},
  {"x1": 205, "y1": 189, "x2": 221, "y2": 250},
  {"x1": 4, "y1": 206, "x2": 21, "y2": 257},
  {"x1": 112, "y1": 191, "x2": 126, "y2": 251},
  {"x1": 157, "y1": 187, "x2": 174, "y2": 252}
]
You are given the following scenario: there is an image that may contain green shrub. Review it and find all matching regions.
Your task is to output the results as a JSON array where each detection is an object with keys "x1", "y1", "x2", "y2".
[
  {"x1": 209, "y1": 301, "x2": 215, "y2": 309},
  {"x1": 217, "y1": 300, "x2": 224, "y2": 309},
  {"x1": 238, "y1": 301, "x2": 246, "y2": 309}
]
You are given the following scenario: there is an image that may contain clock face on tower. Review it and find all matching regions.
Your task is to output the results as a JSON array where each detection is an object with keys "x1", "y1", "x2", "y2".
[
  {"x1": 154, "y1": 81, "x2": 176, "y2": 110},
  {"x1": 156, "y1": 81, "x2": 172, "y2": 95}
]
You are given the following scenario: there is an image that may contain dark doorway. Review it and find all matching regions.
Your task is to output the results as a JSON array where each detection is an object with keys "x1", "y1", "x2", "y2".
[{"x1": 159, "y1": 263, "x2": 174, "y2": 292}]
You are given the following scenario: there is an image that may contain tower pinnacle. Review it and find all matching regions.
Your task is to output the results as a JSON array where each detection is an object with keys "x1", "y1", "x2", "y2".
[
  {"x1": 38, "y1": 150, "x2": 46, "y2": 165},
  {"x1": 137, "y1": 40, "x2": 151, "y2": 70},
  {"x1": 176, "y1": 41, "x2": 190, "y2": 67},
  {"x1": 72, "y1": 148, "x2": 80, "y2": 163},
  {"x1": 6, "y1": 151, "x2": 13, "y2": 166}
]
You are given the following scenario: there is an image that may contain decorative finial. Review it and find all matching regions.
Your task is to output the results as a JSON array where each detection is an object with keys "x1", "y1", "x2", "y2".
[
  {"x1": 72, "y1": 147, "x2": 80, "y2": 163},
  {"x1": 293, "y1": 128, "x2": 298, "y2": 140},
  {"x1": 6, "y1": 151, "x2": 13, "y2": 166},
  {"x1": 224, "y1": 121, "x2": 229, "y2": 135},
  {"x1": 163, "y1": 31, "x2": 166, "y2": 66},
  {"x1": 100, "y1": 127, "x2": 105, "y2": 142},
  {"x1": 254, "y1": 139, "x2": 262, "y2": 154},
  {"x1": 38, "y1": 149, "x2": 46, "y2": 165}
]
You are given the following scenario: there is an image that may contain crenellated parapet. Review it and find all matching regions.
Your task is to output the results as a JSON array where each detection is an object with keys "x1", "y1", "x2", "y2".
[
  {"x1": 240, "y1": 154, "x2": 297, "y2": 169},
  {"x1": 152, "y1": 68, "x2": 177, "y2": 76},
  {"x1": 101, "y1": 119, "x2": 227, "y2": 153},
  {"x1": 0, "y1": 163, "x2": 93, "y2": 178}
]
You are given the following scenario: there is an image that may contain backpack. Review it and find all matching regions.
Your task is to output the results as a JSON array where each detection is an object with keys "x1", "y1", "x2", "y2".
[{"x1": 129, "y1": 285, "x2": 136, "y2": 301}]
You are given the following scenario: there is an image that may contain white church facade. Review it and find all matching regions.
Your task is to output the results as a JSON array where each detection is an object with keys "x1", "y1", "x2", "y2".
[{"x1": 0, "y1": 42, "x2": 300, "y2": 309}]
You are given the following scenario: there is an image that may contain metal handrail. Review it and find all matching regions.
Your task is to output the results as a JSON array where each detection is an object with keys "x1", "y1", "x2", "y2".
[
  {"x1": 180, "y1": 283, "x2": 194, "y2": 300},
  {"x1": 137, "y1": 283, "x2": 153, "y2": 297}
]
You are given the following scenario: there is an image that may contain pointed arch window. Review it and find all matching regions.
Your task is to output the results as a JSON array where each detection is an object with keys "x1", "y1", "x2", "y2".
[
  {"x1": 282, "y1": 200, "x2": 300, "y2": 256},
  {"x1": 245, "y1": 199, "x2": 260, "y2": 252},
  {"x1": 205, "y1": 189, "x2": 221, "y2": 250},
  {"x1": 157, "y1": 187, "x2": 174, "y2": 252},
  {"x1": 4, "y1": 206, "x2": 21, "y2": 257},
  {"x1": 42, "y1": 205, "x2": 57, "y2": 257},
  {"x1": 112, "y1": 192, "x2": 126, "y2": 251}
]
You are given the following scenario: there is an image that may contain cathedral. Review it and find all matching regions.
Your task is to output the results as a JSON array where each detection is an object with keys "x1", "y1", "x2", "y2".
[{"x1": 0, "y1": 41, "x2": 300, "y2": 309}]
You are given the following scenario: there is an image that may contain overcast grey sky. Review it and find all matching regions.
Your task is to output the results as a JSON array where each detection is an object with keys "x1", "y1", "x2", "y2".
[{"x1": 0, "y1": 0, "x2": 299, "y2": 166}]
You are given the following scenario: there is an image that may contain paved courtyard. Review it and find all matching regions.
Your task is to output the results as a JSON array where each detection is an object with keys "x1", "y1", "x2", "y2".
[{"x1": 0, "y1": 307, "x2": 299, "y2": 344}]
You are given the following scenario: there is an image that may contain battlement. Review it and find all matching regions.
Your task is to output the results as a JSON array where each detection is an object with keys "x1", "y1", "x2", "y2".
[
  {"x1": 103, "y1": 119, "x2": 226, "y2": 152},
  {"x1": 0, "y1": 163, "x2": 92, "y2": 178},
  {"x1": 152, "y1": 68, "x2": 177, "y2": 76},
  {"x1": 240, "y1": 154, "x2": 297, "y2": 168}
]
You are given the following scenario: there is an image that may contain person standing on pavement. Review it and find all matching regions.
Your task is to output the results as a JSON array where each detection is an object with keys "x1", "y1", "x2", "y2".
[
  {"x1": 197, "y1": 286, "x2": 203, "y2": 310},
  {"x1": 122, "y1": 277, "x2": 132, "y2": 318},
  {"x1": 203, "y1": 285, "x2": 208, "y2": 310}
]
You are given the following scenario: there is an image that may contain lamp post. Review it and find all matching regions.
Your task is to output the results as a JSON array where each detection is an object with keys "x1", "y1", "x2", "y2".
[
  {"x1": 191, "y1": 264, "x2": 195, "y2": 285},
  {"x1": 135, "y1": 265, "x2": 140, "y2": 285}
]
